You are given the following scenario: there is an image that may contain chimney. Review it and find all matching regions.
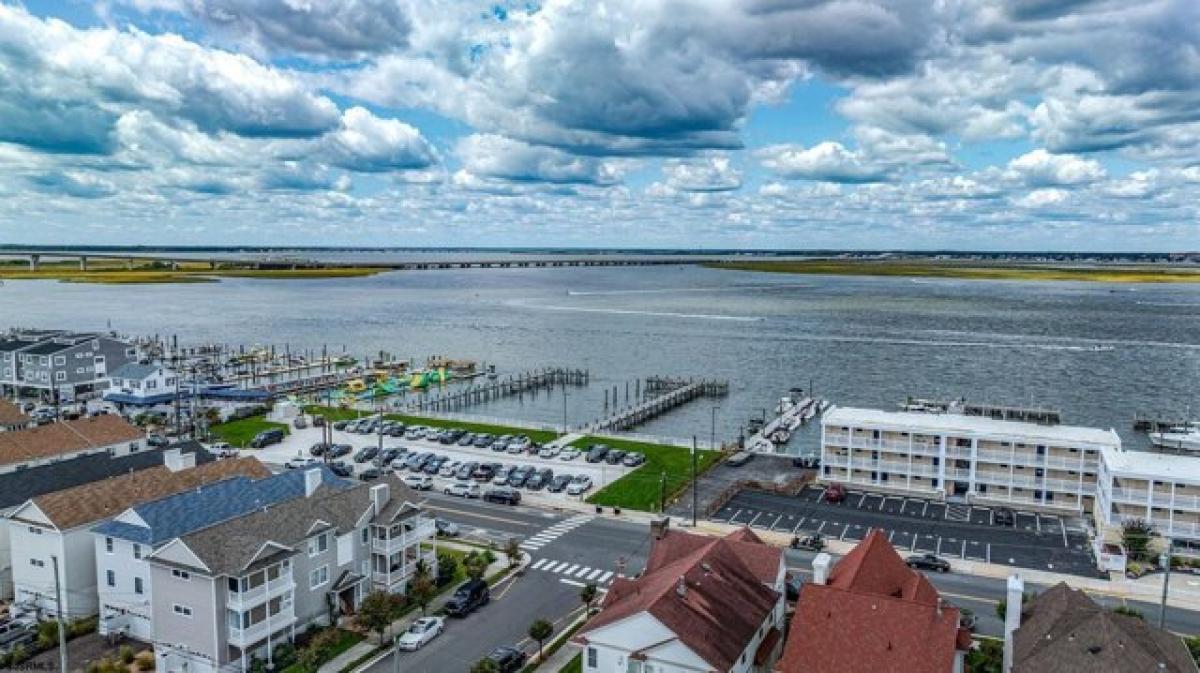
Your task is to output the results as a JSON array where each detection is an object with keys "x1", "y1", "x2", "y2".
[
  {"x1": 370, "y1": 483, "x2": 390, "y2": 516},
  {"x1": 1003, "y1": 574, "x2": 1024, "y2": 673},
  {"x1": 676, "y1": 576, "x2": 687, "y2": 599},
  {"x1": 812, "y1": 552, "x2": 832, "y2": 585},
  {"x1": 304, "y1": 469, "x2": 322, "y2": 497},
  {"x1": 163, "y1": 449, "x2": 195, "y2": 472}
]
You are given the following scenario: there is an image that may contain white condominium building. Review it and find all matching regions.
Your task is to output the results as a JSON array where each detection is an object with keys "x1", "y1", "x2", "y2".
[
  {"x1": 1097, "y1": 450, "x2": 1200, "y2": 543},
  {"x1": 820, "y1": 407, "x2": 1118, "y2": 514}
]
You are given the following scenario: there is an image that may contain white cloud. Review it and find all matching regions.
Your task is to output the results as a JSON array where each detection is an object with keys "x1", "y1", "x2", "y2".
[
  {"x1": 1005, "y1": 149, "x2": 1106, "y2": 186},
  {"x1": 757, "y1": 142, "x2": 891, "y2": 183},
  {"x1": 1015, "y1": 187, "x2": 1070, "y2": 208},
  {"x1": 658, "y1": 157, "x2": 742, "y2": 193},
  {"x1": 319, "y1": 107, "x2": 437, "y2": 172},
  {"x1": 456, "y1": 135, "x2": 621, "y2": 185}
]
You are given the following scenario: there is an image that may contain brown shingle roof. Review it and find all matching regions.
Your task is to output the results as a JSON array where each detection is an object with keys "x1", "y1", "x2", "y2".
[
  {"x1": 1014, "y1": 583, "x2": 1196, "y2": 673},
  {"x1": 0, "y1": 415, "x2": 144, "y2": 467},
  {"x1": 20, "y1": 456, "x2": 269, "y2": 530},
  {"x1": 778, "y1": 529, "x2": 964, "y2": 673},
  {"x1": 0, "y1": 400, "x2": 30, "y2": 427},
  {"x1": 578, "y1": 529, "x2": 782, "y2": 671}
]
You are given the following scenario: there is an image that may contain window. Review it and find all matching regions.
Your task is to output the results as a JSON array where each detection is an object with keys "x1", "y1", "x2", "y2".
[
  {"x1": 39, "y1": 356, "x2": 48, "y2": 365},
  {"x1": 106, "y1": 570, "x2": 116, "y2": 587},
  {"x1": 133, "y1": 544, "x2": 142, "y2": 560},
  {"x1": 106, "y1": 537, "x2": 114, "y2": 554},
  {"x1": 309, "y1": 566, "x2": 329, "y2": 589},
  {"x1": 27, "y1": 526, "x2": 42, "y2": 535},
  {"x1": 362, "y1": 528, "x2": 369, "y2": 544},
  {"x1": 30, "y1": 559, "x2": 45, "y2": 568},
  {"x1": 172, "y1": 569, "x2": 190, "y2": 581},
  {"x1": 309, "y1": 532, "x2": 328, "y2": 556},
  {"x1": 587, "y1": 647, "x2": 597, "y2": 668},
  {"x1": 54, "y1": 356, "x2": 65, "y2": 365},
  {"x1": 172, "y1": 604, "x2": 193, "y2": 618},
  {"x1": 134, "y1": 577, "x2": 144, "y2": 595},
  {"x1": 55, "y1": 371, "x2": 66, "y2": 382}
]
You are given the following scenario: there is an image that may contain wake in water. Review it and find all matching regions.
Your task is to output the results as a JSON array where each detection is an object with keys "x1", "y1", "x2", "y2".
[
  {"x1": 564, "y1": 283, "x2": 811, "y2": 296},
  {"x1": 509, "y1": 299, "x2": 764, "y2": 322}
]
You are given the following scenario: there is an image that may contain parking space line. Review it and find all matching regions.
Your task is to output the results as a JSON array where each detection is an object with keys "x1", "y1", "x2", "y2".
[
  {"x1": 1061, "y1": 524, "x2": 1068, "y2": 547},
  {"x1": 772, "y1": 517, "x2": 790, "y2": 531},
  {"x1": 575, "y1": 567, "x2": 592, "y2": 578},
  {"x1": 911, "y1": 536, "x2": 918, "y2": 551},
  {"x1": 839, "y1": 527, "x2": 848, "y2": 541},
  {"x1": 562, "y1": 564, "x2": 580, "y2": 575},
  {"x1": 887, "y1": 530, "x2": 894, "y2": 542},
  {"x1": 1036, "y1": 516, "x2": 1041, "y2": 533},
  {"x1": 543, "y1": 561, "x2": 563, "y2": 572},
  {"x1": 986, "y1": 544, "x2": 991, "y2": 564},
  {"x1": 791, "y1": 518, "x2": 806, "y2": 533},
  {"x1": 748, "y1": 512, "x2": 762, "y2": 527},
  {"x1": 922, "y1": 502, "x2": 928, "y2": 516},
  {"x1": 858, "y1": 493, "x2": 867, "y2": 507},
  {"x1": 936, "y1": 537, "x2": 943, "y2": 555},
  {"x1": 817, "y1": 521, "x2": 827, "y2": 533},
  {"x1": 960, "y1": 540, "x2": 966, "y2": 559},
  {"x1": 585, "y1": 569, "x2": 603, "y2": 580},
  {"x1": 729, "y1": 508, "x2": 743, "y2": 522}
]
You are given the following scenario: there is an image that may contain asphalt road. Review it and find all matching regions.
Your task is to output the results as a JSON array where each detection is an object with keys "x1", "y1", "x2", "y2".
[{"x1": 364, "y1": 495, "x2": 651, "y2": 673}]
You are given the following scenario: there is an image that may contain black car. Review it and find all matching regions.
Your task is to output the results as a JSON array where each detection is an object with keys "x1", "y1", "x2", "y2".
[
  {"x1": 547, "y1": 474, "x2": 572, "y2": 492},
  {"x1": 507, "y1": 467, "x2": 533, "y2": 488},
  {"x1": 249, "y1": 428, "x2": 285, "y2": 448},
  {"x1": 486, "y1": 646, "x2": 527, "y2": 673},
  {"x1": 526, "y1": 468, "x2": 554, "y2": 490},
  {"x1": 585, "y1": 444, "x2": 610, "y2": 463},
  {"x1": 484, "y1": 487, "x2": 522, "y2": 505},
  {"x1": 993, "y1": 507, "x2": 1015, "y2": 526},
  {"x1": 147, "y1": 434, "x2": 170, "y2": 448},
  {"x1": 444, "y1": 579, "x2": 490, "y2": 617},
  {"x1": 621, "y1": 452, "x2": 645, "y2": 467},
  {"x1": 423, "y1": 457, "x2": 446, "y2": 475},
  {"x1": 785, "y1": 574, "x2": 803, "y2": 601},
  {"x1": 473, "y1": 463, "x2": 498, "y2": 481},
  {"x1": 604, "y1": 449, "x2": 627, "y2": 465},
  {"x1": 328, "y1": 444, "x2": 352, "y2": 458},
  {"x1": 377, "y1": 448, "x2": 402, "y2": 465},
  {"x1": 387, "y1": 424, "x2": 407, "y2": 437},
  {"x1": 905, "y1": 553, "x2": 951, "y2": 573},
  {"x1": 358, "y1": 468, "x2": 383, "y2": 481},
  {"x1": 327, "y1": 461, "x2": 353, "y2": 478},
  {"x1": 473, "y1": 434, "x2": 494, "y2": 448},
  {"x1": 457, "y1": 433, "x2": 476, "y2": 446},
  {"x1": 353, "y1": 446, "x2": 379, "y2": 463},
  {"x1": 309, "y1": 442, "x2": 331, "y2": 456},
  {"x1": 332, "y1": 420, "x2": 349, "y2": 430}
]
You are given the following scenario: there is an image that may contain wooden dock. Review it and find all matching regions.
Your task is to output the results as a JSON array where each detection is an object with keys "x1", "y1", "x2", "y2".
[
  {"x1": 587, "y1": 378, "x2": 729, "y2": 433},
  {"x1": 901, "y1": 397, "x2": 1061, "y2": 425},
  {"x1": 407, "y1": 368, "x2": 589, "y2": 413}
]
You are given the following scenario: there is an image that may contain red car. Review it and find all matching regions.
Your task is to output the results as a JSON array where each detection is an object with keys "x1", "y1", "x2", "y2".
[{"x1": 824, "y1": 483, "x2": 847, "y2": 504}]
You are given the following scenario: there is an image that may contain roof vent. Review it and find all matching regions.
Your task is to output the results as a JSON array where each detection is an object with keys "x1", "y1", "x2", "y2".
[
  {"x1": 1088, "y1": 646, "x2": 1102, "y2": 655},
  {"x1": 676, "y1": 576, "x2": 687, "y2": 599}
]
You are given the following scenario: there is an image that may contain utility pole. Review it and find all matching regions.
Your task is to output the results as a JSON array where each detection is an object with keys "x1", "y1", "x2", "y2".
[
  {"x1": 392, "y1": 632, "x2": 402, "y2": 673},
  {"x1": 1159, "y1": 538, "x2": 1173, "y2": 629},
  {"x1": 710, "y1": 406, "x2": 718, "y2": 450},
  {"x1": 658, "y1": 471, "x2": 667, "y2": 513},
  {"x1": 691, "y1": 436, "x2": 698, "y2": 527},
  {"x1": 51, "y1": 555, "x2": 68, "y2": 673},
  {"x1": 562, "y1": 387, "x2": 569, "y2": 436}
]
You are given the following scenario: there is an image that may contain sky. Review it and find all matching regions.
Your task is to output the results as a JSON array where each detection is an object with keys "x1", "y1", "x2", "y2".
[{"x1": 0, "y1": 0, "x2": 1197, "y2": 250}]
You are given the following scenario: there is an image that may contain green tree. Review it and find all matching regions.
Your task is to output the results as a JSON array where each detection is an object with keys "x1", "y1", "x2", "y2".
[
  {"x1": 1112, "y1": 605, "x2": 1144, "y2": 620},
  {"x1": 504, "y1": 537, "x2": 522, "y2": 569},
  {"x1": 356, "y1": 590, "x2": 399, "y2": 645},
  {"x1": 464, "y1": 551, "x2": 489, "y2": 581},
  {"x1": 580, "y1": 583, "x2": 598, "y2": 614},
  {"x1": 470, "y1": 657, "x2": 500, "y2": 673},
  {"x1": 1184, "y1": 636, "x2": 1200, "y2": 668},
  {"x1": 995, "y1": 591, "x2": 1036, "y2": 621},
  {"x1": 1121, "y1": 518, "x2": 1156, "y2": 562},
  {"x1": 965, "y1": 638, "x2": 1003, "y2": 673},
  {"x1": 410, "y1": 573, "x2": 437, "y2": 615},
  {"x1": 528, "y1": 618, "x2": 554, "y2": 662},
  {"x1": 436, "y1": 552, "x2": 459, "y2": 586}
]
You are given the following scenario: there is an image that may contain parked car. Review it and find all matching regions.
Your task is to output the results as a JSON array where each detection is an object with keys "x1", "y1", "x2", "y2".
[
  {"x1": 526, "y1": 468, "x2": 554, "y2": 490},
  {"x1": 435, "y1": 519, "x2": 460, "y2": 537},
  {"x1": 311, "y1": 415, "x2": 326, "y2": 427},
  {"x1": 309, "y1": 442, "x2": 331, "y2": 457},
  {"x1": 397, "y1": 616, "x2": 444, "y2": 650},
  {"x1": 358, "y1": 468, "x2": 383, "y2": 481},
  {"x1": 604, "y1": 449, "x2": 627, "y2": 465},
  {"x1": 353, "y1": 446, "x2": 379, "y2": 463},
  {"x1": 547, "y1": 474, "x2": 572, "y2": 492},
  {"x1": 585, "y1": 444, "x2": 610, "y2": 463},
  {"x1": 0, "y1": 626, "x2": 36, "y2": 657},
  {"x1": 484, "y1": 487, "x2": 522, "y2": 505},
  {"x1": 490, "y1": 436, "x2": 510, "y2": 452},
  {"x1": 293, "y1": 416, "x2": 307, "y2": 429},
  {"x1": 377, "y1": 448, "x2": 403, "y2": 465},
  {"x1": 249, "y1": 428, "x2": 285, "y2": 448},
  {"x1": 492, "y1": 466, "x2": 514, "y2": 485},
  {"x1": 403, "y1": 474, "x2": 433, "y2": 490},
  {"x1": 558, "y1": 449, "x2": 581, "y2": 461},
  {"x1": 621, "y1": 452, "x2": 646, "y2": 467},
  {"x1": 444, "y1": 481, "x2": 482, "y2": 498},
  {"x1": 285, "y1": 456, "x2": 321, "y2": 469},
  {"x1": 444, "y1": 579, "x2": 490, "y2": 617},
  {"x1": 387, "y1": 424, "x2": 407, "y2": 437},
  {"x1": 993, "y1": 507, "x2": 1015, "y2": 526},
  {"x1": 424, "y1": 457, "x2": 447, "y2": 475},
  {"x1": 486, "y1": 646, "x2": 527, "y2": 673},
  {"x1": 824, "y1": 483, "x2": 847, "y2": 504},
  {"x1": 905, "y1": 553, "x2": 951, "y2": 573},
  {"x1": 473, "y1": 434, "x2": 494, "y2": 448},
  {"x1": 456, "y1": 462, "x2": 480, "y2": 480},
  {"x1": 473, "y1": 463, "x2": 499, "y2": 481},
  {"x1": 328, "y1": 444, "x2": 352, "y2": 458},
  {"x1": 785, "y1": 574, "x2": 803, "y2": 601},
  {"x1": 332, "y1": 420, "x2": 350, "y2": 430},
  {"x1": 538, "y1": 445, "x2": 561, "y2": 459},
  {"x1": 439, "y1": 461, "x2": 463, "y2": 478},
  {"x1": 505, "y1": 442, "x2": 525, "y2": 455},
  {"x1": 566, "y1": 475, "x2": 594, "y2": 495},
  {"x1": 148, "y1": 434, "x2": 170, "y2": 448},
  {"x1": 507, "y1": 466, "x2": 534, "y2": 488},
  {"x1": 725, "y1": 451, "x2": 754, "y2": 467},
  {"x1": 328, "y1": 461, "x2": 353, "y2": 478}
]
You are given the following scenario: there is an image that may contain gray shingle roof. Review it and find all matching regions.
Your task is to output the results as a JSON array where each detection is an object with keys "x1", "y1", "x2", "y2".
[
  {"x1": 92, "y1": 467, "x2": 350, "y2": 546},
  {"x1": 171, "y1": 475, "x2": 420, "y2": 576},
  {"x1": 0, "y1": 441, "x2": 213, "y2": 510},
  {"x1": 111, "y1": 362, "x2": 166, "y2": 381}
]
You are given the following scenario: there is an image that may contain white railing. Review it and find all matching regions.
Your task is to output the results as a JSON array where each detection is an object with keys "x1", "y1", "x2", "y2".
[
  {"x1": 825, "y1": 433, "x2": 850, "y2": 445},
  {"x1": 1114, "y1": 514, "x2": 1200, "y2": 540},
  {"x1": 227, "y1": 575, "x2": 293, "y2": 609},
  {"x1": 974, "y1": 471, "x2": 1039, "y2": 488},
  {"x1": 227, "y1": 606, "x2": 295, "y2": 647},
  {"x1": 373, "y1": 520, "x2": 436, "y2": 553},
  {"x1": 1111, "y1": 489, "x2": 1200, "y2": 511},
  {"x1": 372, "y1": 550, "x2": 438, "y2": 589}
]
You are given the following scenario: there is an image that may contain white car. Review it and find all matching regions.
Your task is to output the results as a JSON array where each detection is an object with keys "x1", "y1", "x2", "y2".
[
  {"x1": 284, "y1": 457, "x2": 321, "y2": 470},
  {"x1": 558, "y1": 449, "x2": 581, "y2": 461},
  {"x1": 439, "y1": 461, "x2": 462, "y2": 478},
  {"x1": 492, "y1": 468, "x2": 512, "y2": 485},
  {"x1": 538, "y1": 446, "x2": 561, "y2": 459},
  {"x1": 444, "y1": 481, "x2": 482, "y2": 498},
  {"x1": 403, "y1": 474, "x2": 433, "y2": 491},
  {"x1": 396, "y1": 616, "x2": 444, "y2": 651},
  {"x1": 566, "y1": 475, "x2": 594, "y2": 495}
]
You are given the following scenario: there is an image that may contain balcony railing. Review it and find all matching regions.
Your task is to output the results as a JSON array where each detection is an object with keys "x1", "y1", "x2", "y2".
[
  {"x1": 227, "y1": 575, "x2": 293, "y2": 609},
  {"x1": 372, "y1": 519, "x2": 437, "y2": 554},
  {"x1": 227, "y1": 606, "x2": 296, "y2": 648},
  {"x1": 372, "y1": 549, "x2": 437, "y2": 590},
  {"x1": 1110, "y1": 488, "x2": 1200, "y2": 511},
  {"x1": 1114, "y1": 514, "x2": 1200, "y2": 540}
]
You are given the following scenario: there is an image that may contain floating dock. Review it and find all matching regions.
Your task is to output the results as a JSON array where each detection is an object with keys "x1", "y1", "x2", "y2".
[
  {"x1": 407, "y1": 368, "x2": 589, "y2": 413},
  {"x1": 586, "y1": 378, "x2": 728, "y2": 433},
  {"x1": 746, "y1": 395, "x2": 827, "y2": 452},
  {"x1": 900, "y1": 397, "x2": 1062, "y2": 425}
]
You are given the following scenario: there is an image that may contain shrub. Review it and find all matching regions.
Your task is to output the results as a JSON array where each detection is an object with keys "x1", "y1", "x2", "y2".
[
  {"x1": 437, "y1": 553, "x2": 459, "y2": 587},
  {"x1": 119, "y1": 645, "x2": 135, "y2": 664},
  {"x1": 37, "y1": 620, "x2": 61, "y2": 649},
  {"x1": 1112, "y1": 605, "x2": 1144, "y2": 620},
  {"x1": 134, "y1": 651, "x2": 157, "y2": 671},
  {"x1": 1122, "y1": 519, "x2": 1156, "y2": 562}
]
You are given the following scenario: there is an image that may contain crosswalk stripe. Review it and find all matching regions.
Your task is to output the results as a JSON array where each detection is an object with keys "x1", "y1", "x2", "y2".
[
  {"x1": 597, "y1": 571, "x2": 613, "y2": 583},
  {"x1": 562, "y1": 564, "x2": 580, "y2": 575},
  {"x1": 585, "y1": 569, "x2": 603, "y2": 580},
  {"x1": 530, "y1": 559, "x2": 548, "y2": 570},
  {"x1": 574, "y1": 567, "x2": 592, "y2": 578},
  {"x1": 543, "y1": 561, "x2": 564, "y2": 572}
]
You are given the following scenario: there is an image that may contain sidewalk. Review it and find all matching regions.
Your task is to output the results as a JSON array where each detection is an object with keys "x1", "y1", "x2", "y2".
[{"x1": 320, "y1": 545, "x2": 517, "y2": 673}]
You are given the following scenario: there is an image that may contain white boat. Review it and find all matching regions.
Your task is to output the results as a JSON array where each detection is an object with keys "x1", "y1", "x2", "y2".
[{"x1": 1149, "y1": 427, "x2": 1200, "y2": 452}]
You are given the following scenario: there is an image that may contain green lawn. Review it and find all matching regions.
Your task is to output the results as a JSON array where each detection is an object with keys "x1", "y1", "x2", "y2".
[
  {"x1": 279, "y1": 629, "x2": 364, "y2": 673},
  {"x1": 576, "y1": 436, "x2": 719, "y2": 512},
  {"x1": 209, "y1": 416, "x2": 289, "y2": 448},
  {"x1": 559, "y1": 653, "x2": 582, "y2": 673},
  {"x1": 304, "y1": 405, "x2": 560, "y2": 444}
]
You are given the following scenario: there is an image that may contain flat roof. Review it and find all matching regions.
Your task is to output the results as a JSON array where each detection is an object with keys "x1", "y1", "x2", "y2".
[
  {"x1": 823, "y1": 406, "x2": 1120, "y2": 449},
  {"x1": 1103, "y1": 449, "x2": 1200, "y2": 482}
]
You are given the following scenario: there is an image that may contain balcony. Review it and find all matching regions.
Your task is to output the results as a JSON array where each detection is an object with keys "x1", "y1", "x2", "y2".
[
  {"x1": 1114, "y1": 514, "x2": 1200, "y2": 541},
  {"x1": 227, "y1": 575, "x2": 294, "y2": 610},
  {"x1": 372, "y1": 519, "x2": 436, "y2": 554},
  {"x1": 1111, "y1": 489, "x2": 1200, "y2": 511},
  {"x1": 227, "y1": 606, "x2": 296, "y2": 648},
  {"x1": 372, "y1": 549, "x2": 437, "y2": 591}
]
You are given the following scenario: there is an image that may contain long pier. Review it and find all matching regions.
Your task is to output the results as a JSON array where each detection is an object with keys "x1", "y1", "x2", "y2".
[
  {"x1": 587, "y1": 378, "x2": 729, "y2": 433},
  {"x1": 407, "y1": 368, "x2": 589, "y2": 413}
]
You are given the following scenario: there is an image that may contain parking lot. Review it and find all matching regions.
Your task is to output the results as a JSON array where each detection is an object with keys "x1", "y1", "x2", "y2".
[
  {"x1": 229, "y1": 421, "x2": 632, "y2": 504},
  {"x1": 714, "y1": 485, "x2": 1101, "y2": 577}
]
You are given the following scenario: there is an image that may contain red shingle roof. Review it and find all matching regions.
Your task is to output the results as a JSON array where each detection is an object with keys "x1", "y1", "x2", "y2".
[
  {"x1": 578, "y1": 528, "x2": 783, "y2": 671},
  {"x1": 777, "y1": 529, "x2": 964, "y2": 673},
  {"x1": 0, "y1": 414, "x2": 143, "y2": 467},
  {"x1": 0, "y1": 400, "x2": 30, "y2": 427}
]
